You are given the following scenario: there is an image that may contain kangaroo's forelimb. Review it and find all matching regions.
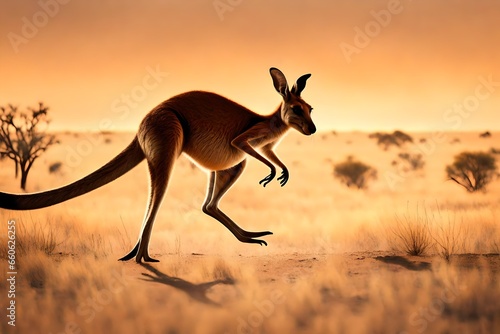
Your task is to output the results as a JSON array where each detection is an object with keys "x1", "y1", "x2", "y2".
[
  {"x1": 261, "y1": 142, "x2": 289, "y2": 187},
  {"x1": 231, "y1": 117, "x2": 287, "y2": 187}
]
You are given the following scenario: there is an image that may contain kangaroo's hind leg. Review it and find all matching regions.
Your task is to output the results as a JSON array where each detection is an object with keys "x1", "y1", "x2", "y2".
[
  {"x1": 119, "y1": 111, "x2": 183, "y2": 263},
  {"x1": 202, "y1": 160, "x2": 273, "y2": 246}
]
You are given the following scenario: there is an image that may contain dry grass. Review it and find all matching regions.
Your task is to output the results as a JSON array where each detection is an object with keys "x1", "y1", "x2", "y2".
[
  {"x1": 0, "y1": 216, "x2": 60, "y2": 258},
  {"x1": 388, "y1": 205, "x2": 434, "y2": 256},
  {"x1": 431, "y1": 210, "x2": 468, "y2": 262},
  {"x1": 388, "y1": 203, "x2": 476, "y2": 261},
  {"x1": 1, "y1": 131, "x2": 500, "y2": 333}
]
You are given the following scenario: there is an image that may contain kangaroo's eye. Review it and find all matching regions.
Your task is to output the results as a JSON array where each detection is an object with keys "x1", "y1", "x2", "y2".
[{"x1": 292, "y1": 106, "x2": 303, "y2": 115}]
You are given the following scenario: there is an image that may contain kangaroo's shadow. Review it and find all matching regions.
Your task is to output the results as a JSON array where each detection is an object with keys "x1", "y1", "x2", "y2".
[
  {"x1": 139, "y1": 263, "x2": 235, "y2": 306},
  {"x1": 375, "y1": 255, "x2": 431, "y2": 271}
]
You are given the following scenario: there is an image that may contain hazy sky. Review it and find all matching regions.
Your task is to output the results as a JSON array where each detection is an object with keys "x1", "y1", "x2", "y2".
[{"x1": 1, "y1": 0, "x2": 499, "y2": 132}]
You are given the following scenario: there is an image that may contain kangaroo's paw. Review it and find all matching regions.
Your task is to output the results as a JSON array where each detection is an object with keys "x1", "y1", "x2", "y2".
[
  {"x1": 277, "y1": 168, "x2": 289, "y2": 187},
  {"x1": 259, "y1": 169, "x2": 276, "y2": 187}
]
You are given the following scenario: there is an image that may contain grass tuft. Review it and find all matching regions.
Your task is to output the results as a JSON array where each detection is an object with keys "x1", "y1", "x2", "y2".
[{"x1": 389, "y1": 205, "x2": 433, "y2": 256}]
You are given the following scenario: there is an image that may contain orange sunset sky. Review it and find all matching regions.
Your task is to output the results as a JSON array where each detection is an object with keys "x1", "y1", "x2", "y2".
[{"x1": 1, "y1": 0, "x2": 499, "y2": 132}]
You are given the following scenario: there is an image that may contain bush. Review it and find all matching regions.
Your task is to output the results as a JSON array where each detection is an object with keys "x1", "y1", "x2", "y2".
[
  {"x1": 48, "y1": 161, "x2": 63, "y2": 174},
  {"x1": 446, "y1": 151, "x2": 498, "y2": 192},
  {"x1": 396, "y1": 152, "x2": 425, "y2": 172},
  {"x1": 369, "y1": 130, "x2": 413, "y2": 150},
  {"x1": 490, "y1": 147, "x2": 500, "y2": 155},
  {"x1": 479, "y1": 131, "x2": 492, "y2": 138},
  {"x1": 333, "y1": 156, "x2": 377, "y2": 189}
]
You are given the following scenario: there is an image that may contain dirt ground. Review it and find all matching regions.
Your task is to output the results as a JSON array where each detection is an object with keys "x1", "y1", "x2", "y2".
[{"x1": 11, "y1": 250, "x2": 494, "y2": 334}]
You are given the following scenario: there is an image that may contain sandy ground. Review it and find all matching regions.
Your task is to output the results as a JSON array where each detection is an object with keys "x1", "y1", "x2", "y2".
[
  {"x1": 16, "y1": 250, "x2": 496, "y2": 334},
  {"x1": 1, "y1": 130, "x2": 500, "y2": 333},
  {"x1": 119, "y1": 251, "x2": 500, "y2": 305}
]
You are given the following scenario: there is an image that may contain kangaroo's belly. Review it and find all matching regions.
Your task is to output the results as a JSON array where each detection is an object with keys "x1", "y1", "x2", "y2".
[{"x1": 183, "y1": 136, "x2": 246, "y2": 171}]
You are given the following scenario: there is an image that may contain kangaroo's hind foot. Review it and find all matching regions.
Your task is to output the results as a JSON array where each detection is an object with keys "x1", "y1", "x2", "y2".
[{"x1": 118, "y1": 241, "x2": 160, "y2": 263}]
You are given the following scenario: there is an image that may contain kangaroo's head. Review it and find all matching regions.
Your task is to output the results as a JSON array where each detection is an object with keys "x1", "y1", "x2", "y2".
[{"x1": 270, "y1": 67, "x2": 316, "y2": 136}]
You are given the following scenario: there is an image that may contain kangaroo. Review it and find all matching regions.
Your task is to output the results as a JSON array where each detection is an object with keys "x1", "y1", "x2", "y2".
[{"x1": 0, "y1": 67, "x2": 316, "y2": 263}]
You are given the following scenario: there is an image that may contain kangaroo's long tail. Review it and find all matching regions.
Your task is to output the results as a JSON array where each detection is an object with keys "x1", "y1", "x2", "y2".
[{"x1": 0, "y1": 136, "x2": 145, "y2": 210}]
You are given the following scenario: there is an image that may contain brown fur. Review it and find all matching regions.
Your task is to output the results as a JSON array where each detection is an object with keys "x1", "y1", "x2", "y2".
[{"x1": 0, "y1": 68, "x2": 315, "y2": 263}]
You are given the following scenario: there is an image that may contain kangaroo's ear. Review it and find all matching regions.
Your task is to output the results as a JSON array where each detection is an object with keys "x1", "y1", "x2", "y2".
[
  {"x1": 270, "y1": 67, "x2": 289, "y2": 98},
  {"x1": 291, "y1": 73, "x2": 311, "y2": 96}
]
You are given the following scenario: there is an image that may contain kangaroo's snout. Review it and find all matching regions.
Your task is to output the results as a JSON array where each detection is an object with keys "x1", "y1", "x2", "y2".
[
  {"x1": 301, "y1": 122, "x2": 316, "y2": 136},
  {"x1": 308, "y1": 123, "x2": 317, "y2": 135}
]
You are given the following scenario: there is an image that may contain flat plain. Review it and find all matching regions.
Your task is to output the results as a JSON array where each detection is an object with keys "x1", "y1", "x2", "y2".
[{"x1": 1, "y1": 130, "x2": 499, "y2": 334}]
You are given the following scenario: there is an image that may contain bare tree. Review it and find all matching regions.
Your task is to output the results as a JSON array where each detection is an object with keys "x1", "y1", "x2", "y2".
[
  {"x1": 446, "y1": 151, "x2": 497, "y2": 192},
  {"x1": 0, "y1": 103, "x2": 58, "y2": 190}
]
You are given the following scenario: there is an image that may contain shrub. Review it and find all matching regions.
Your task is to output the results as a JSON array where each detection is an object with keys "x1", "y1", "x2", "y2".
[
  {"x1": 369, "y1": 130, "x2": 413, "y2": 150},
  {"x1": 48, "y1": 161, "x2": 63, "y2": 174},
  {"x1": 396, "y1": 152, "x2": 425, "y2": 172},
  {"x1": 446, "y1": 151, "x2": 498, "y2": 192},
  {"x1": 479, "y1": 131, "x2": 492, "y2": 138},
  {"x1": 490, "y1": 147, "x2": 500, "y2": 155},
  {"x1": 333, "y1": 156, "x2": 377, "y2": 189}
]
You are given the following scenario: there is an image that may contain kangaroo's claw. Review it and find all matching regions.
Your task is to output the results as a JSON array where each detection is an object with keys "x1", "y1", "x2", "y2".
[
  {"x1": 277, "y1": 168, "x2": 289, "y2": 187},
  {"x1": 259, "y1": 170, "x2": 276, "y2": 187},
  {"x1": 239, "y1": 236, "x2": 269, "y2": 246},
  {"x1": 257, "y1": 239, "x2": 267, "y2": 246}
]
